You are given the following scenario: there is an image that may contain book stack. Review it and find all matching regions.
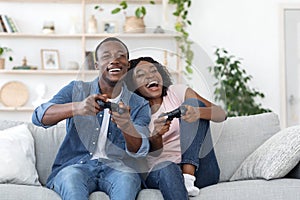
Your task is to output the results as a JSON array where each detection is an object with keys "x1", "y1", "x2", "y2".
[{"x1": 0, "y1": 15, "x2": 20, "y2": 33}]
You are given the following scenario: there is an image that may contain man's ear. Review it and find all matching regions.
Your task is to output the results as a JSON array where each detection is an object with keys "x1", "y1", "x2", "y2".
[
  {"x1": 94, "y1": 62, "x2": 99, "y2": 70},
  {"x1": 127, "y1": 61, "x2": 130, "y2": 70}
]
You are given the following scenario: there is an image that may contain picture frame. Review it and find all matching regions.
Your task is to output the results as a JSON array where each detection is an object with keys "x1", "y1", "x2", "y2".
[
  {"x1": 102, "y1": 21, "x2": 118, "y2": 33},
  {"x1": 41, "y1": 49, "x2": 60, "y2": 70}
]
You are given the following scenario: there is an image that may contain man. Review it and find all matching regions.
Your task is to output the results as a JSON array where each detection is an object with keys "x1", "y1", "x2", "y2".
[{"x1": 32, "y1": 37, "x2": 151, "y2": 200}]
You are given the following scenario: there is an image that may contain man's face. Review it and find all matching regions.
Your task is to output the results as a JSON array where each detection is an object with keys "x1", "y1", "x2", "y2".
[{"x1": 96, "y1": 40, "x2": 129, "y2": 85}]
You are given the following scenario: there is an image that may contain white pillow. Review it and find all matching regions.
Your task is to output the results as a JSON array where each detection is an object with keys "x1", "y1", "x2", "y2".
[
  {"x1": 230, "y1": 125, "x2": 300, "y2": 181},
  {"x1": 0, "y1": 124, "x2": 41, "y2": 186}
]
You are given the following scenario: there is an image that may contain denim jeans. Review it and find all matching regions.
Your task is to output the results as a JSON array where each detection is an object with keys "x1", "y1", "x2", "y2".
[
  {"x1": 145, "y1": 161, "x2": 189, "y2": 200},
  {"x1": 181, "y1": 98, "x2": 220, "y2": 189},
  {"x1": 47, "y1": 159, "x2": 141, "y2": 200}
]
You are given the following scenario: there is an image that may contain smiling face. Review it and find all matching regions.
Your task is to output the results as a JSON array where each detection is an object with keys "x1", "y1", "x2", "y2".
[
  {"x1": 133, "y1": 60, "x2": 163, "y2": 100},
  {"x1": 95, "y1": 40, "x2": 130, "y2": 86}
]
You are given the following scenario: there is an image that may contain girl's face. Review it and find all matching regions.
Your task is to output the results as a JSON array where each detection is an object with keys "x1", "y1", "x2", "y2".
[{"x1": 133, "y1": 60, "x2": 163, "y2": 100}]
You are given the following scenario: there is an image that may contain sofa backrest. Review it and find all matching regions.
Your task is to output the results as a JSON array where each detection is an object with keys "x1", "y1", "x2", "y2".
[
  {"x1": 0, "y1": 112, "x2": 281, "y2": 185},
  {"x1": 210, "y1": 112, "x2": 281, "y2": 182}
]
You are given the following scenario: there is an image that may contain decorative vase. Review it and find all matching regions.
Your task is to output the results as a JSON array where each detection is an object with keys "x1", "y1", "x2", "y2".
[
  {"x1": 123, "y1": 16, "x2": 145, "y2": 33},
  {"x1": 0, "y1": 58, "x2": 5, "y2": 69},
  {"x1": 88, "y1": 15, "x2": 98, "y2": 34}
]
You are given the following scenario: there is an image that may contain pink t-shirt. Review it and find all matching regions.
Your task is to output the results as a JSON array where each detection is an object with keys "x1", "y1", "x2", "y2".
[{"x1": 147, "y1": 84, "x2": 188, "y2": 170}]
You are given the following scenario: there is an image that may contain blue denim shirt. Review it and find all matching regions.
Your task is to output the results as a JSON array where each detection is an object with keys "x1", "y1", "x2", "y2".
[{"x1": 32, "y1": 78, "x2": 151, "y2": 183}]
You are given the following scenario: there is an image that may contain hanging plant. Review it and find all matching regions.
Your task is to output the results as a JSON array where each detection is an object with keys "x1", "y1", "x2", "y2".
[
  {"x1": 208, "y1": 48, "x2": 272, "y2": 117},
  {"x1": 168, "y1": 0, "x2": 193, "y2": 74}
]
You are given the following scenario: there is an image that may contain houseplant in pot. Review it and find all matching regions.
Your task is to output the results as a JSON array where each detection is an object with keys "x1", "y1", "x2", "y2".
[
  {"x1": 0, "y1": 46, "x2": 13, "y2": 69},
  {"x1": 95, "y1": 1, "x2": 155, "y2": 33}
]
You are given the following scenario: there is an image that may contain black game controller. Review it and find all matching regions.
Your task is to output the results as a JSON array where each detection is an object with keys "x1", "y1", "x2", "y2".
[
  {"x1": 158, "y1": 105, "x2": 187, "y2": 121},
  {"x1": 97, "y1": 100, "x2": 125, "y2": 114}
]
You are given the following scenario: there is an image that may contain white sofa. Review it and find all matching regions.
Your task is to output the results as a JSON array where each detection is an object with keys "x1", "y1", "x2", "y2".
[{"x1": 0, "y1": 112, "x2": 300, "y2": 200}]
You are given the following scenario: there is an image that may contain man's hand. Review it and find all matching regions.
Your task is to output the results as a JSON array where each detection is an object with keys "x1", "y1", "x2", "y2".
[
  {"x1": 110, "y1": 102, "x2": 133, "y2": 133},
  {"x1": 73, "y1": 94, "x2": 108, "y2": 116}
]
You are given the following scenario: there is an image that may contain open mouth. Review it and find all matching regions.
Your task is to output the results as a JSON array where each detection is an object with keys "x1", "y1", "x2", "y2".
[
  {"x1": 108, "y1": 68, "x2": 121, "y2": 73},
  {"x1": 146, "y1": 81, "x2": 159, "y2": 88}
]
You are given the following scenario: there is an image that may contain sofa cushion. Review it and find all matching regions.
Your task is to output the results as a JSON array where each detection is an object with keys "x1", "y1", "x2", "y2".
[
  {"x1": 27, "y1": 122, "x2": 66, "y2": 185},
  {"x1": 210, "y1": 112, "x2": 281, "y2": 182},
  {"x1": 230, "y1": 125, "x2": 300, "y2": 181},
  {"x1": 0, "y1": 124, "x2": 41, "y2": 186},
  {"x1": 189, "y1": 179, "x2": 300, "y2": 200},
  {"x1": 0, "y1": 184, "x2": 61, "y2": 200}
]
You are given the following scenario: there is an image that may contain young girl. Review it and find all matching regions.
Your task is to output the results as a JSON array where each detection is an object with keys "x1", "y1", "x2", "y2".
[{"x1": 125, "y1": 57, "x2": 227, "y2": 199}]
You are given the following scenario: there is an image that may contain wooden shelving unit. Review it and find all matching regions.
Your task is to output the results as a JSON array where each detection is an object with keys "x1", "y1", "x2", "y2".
[{"x1": 0, "y1": 0, "x2": 181, "y2": 121}]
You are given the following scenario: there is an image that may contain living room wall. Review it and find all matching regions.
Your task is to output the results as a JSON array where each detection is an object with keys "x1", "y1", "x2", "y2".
[{"x1": 188, "y1": 0, "x2": 300, "y2": 126}]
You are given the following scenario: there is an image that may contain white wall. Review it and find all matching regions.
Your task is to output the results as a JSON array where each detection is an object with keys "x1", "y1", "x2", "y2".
[
  {"x1": 1, "y1": 0, "x2": 299, "y2": 124},
  {"x1": 189, "y1": 0, "x2": 300, "y2": 126}
]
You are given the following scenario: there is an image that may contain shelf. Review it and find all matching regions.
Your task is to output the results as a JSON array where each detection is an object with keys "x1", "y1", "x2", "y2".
[
  {"x1": 0, "y1": 69, "x2": 98, "y2": 75},
  {"x1": 0, "y1": 0, "x2": 162, "y2": 3},
  {"x1": 0, "y1": 33, "x2": 83, "y2": 39},
  {"x1": 0, "y1": 33, "x2": 177, "y2": 39},
  {"x1": 0, "y1": 107, "x2": 34, "y2": 112}
]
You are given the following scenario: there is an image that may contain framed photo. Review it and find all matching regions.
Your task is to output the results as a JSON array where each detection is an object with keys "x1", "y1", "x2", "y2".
[
  {"x1": 41, "y1": 49, "x2": 60, "y2": 70},
  {"x1": 102, "y1": 21, "x2": 118, "y2": 33}
]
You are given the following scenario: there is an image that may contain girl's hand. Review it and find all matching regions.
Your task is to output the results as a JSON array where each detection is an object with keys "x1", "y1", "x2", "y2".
[
  {"x1": 152, "y1": 116, "x2": 171, "y2": 137},
  {"x1": 181, "y1": 105, "x2": 200, "y2": 123}
]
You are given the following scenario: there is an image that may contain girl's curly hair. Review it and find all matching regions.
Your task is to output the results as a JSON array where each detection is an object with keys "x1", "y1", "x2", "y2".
[{"x1": 124, "y1": 57, "x2": 173, "y2": 97}]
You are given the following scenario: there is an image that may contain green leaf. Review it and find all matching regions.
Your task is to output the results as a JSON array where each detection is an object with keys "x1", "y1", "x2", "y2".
[
  {"x1": 135, "y1": 8, "x2": 142, "y2": 18},
  {"x1": 150, "y1": 0, "x2": 155, "y2": 4},
  {"x1": 111, "y1": 8, "x2": 121, "y2": 14},
  {"x1": 186, "y1": 66, "x2": 193, "y2": 74},
  {"x1": 120, "y1": 1, "x2": 128, "y2": 9}
]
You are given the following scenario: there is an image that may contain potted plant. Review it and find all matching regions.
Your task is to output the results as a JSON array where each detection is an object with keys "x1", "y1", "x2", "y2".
[
  {"x1": 208, "y1": 48, "x2": 271, "y2": 117},
  {"x1": 0, "y1": 46, "x2": 13, "y2": 69},
  {"x1": 95, "y1": 1, "x2": 155, "y2": 33}
]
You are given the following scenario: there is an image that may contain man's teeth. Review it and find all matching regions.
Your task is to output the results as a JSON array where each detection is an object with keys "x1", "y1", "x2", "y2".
[
  {"x1": 108, "y1": 68, "x2": 121, "y2": 72},
  {"x1": 146, "y1": 81, "x2": 158, "y2": 88}
]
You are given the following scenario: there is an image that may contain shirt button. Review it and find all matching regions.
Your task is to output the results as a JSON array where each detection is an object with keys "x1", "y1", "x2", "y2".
[
  {"x1": 108, "y1": 132, "x2": 111, "y2": 135},
  {"x1": 99, "y1": 114, "x2": 103, "y2": 117},
  {"x1": 80, "y1": 161, "x2": 83, "y2": 164},
  {"x1": 90, "y1": 152, "x2": 93, "y2": 155},
  {"x1": 96, "y1": 128, "x2": 99, "y2": 131},
  {"x1": 92, "y1": 142, "x2": 96, "y2": 145}
]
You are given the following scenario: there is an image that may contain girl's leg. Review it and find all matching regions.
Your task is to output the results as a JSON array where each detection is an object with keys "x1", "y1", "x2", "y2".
[
  {"x1": 145, "y1": 161, "x2": 188, "y2": 200},
  {"x1": 194, "y1": 128, "x2": 220, "y2": 188},
  {"x1": 180, "y1": 98, "x2": 210, "y2": 195}
]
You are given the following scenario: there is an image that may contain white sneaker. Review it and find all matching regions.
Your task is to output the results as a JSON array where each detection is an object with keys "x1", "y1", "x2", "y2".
[{"x1": 183, "y1": 173, "x2": 200, "y2": 196}]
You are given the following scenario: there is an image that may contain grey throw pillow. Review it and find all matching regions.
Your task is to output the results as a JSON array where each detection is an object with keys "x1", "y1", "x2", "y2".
[{"x1": 230, "y1": 125, "x2": 300, "y2": 181}]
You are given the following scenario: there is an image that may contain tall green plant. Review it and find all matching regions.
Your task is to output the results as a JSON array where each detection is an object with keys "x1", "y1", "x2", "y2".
[{"x1": 208, "y1": 48, "x2": 271, "y2": 117}]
